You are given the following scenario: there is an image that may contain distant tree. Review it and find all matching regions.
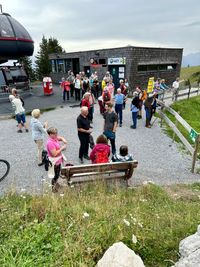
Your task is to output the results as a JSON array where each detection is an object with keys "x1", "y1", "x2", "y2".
[
  {"x1": 35, "y1": 36, "x2": 65, "y2": 80},
  {"x1": 48, "y1": 37, "x2": 65, "y2": 54},
  {"x1": 18, "y1": 56, "x2": 35, "y2": 81}
]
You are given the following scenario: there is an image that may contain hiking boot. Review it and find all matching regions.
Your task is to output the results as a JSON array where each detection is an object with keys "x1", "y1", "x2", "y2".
[
  {"x1": 83, "y1": 155, "x2": 90, "y2": 160},
  {"x1": 17, "y1": 129, "x2": 23, "y2": 133},
  {"x1": 130, "y1": 125, "x2": 136, "y2": 129},
  {"x1": 25, "y1": 129, "x2": 29, "y2": 132}
]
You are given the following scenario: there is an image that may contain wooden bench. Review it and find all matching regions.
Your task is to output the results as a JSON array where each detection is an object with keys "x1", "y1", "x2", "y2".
[{"x1": 61, "y1": 160, "x2": 138, "y2": 186}]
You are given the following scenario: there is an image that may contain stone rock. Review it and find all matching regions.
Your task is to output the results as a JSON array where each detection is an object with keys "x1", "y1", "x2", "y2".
[
  {"x1": 172, "y1": 225, "x2": 200, "y2": 267},
  {"x1": 97, "y1": 242, "x2": 145, "y2": 267}
]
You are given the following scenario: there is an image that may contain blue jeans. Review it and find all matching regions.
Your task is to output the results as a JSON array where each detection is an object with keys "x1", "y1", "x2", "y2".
[
  {"x1": 115, "y1": 104, "x2": 123, "y2": 124},
  {"x1": 16, "y1": 113, "x2": 26, "y2": 124},
  {"x1": 103, "y1": 131, "x2": 116, "y2": 155},
  {"x1": 132, "y1": 112, "x2": 138, "y2": 128},
  {"x1": 145, "y1": 107, "x2": 151, "y2": 126}
]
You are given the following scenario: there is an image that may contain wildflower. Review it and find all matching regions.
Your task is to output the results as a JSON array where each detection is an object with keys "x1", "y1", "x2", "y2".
[
  {"x1": 60, "y1": 193, "x2": 64, "y2": 197},
  {"x1": 138, "y1": 222, "x2": 143, "y2": 228},
  {"x1": 132, "y1": 234, "x2": 137, "y2": 244},
  {"x1": 155, "y1": 214, "x2": 160, "y2": 219},
  {"x1": 83, "y1": 212, "x2": 90, "y2": 218},
  {"x1": 140, "y1": 198, "x2": 147, "y2": 202},
  {"x1": 21, "y1": 188, "x2": 26, "y2": 192},
  {"x1": 123, "y1": 219, "x2": 130, "y2": 227}
]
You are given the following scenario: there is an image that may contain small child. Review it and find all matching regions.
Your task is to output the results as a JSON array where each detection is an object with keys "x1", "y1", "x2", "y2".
[{"x1": 112, "y1": 145, "x2": 133, "y2": 162}]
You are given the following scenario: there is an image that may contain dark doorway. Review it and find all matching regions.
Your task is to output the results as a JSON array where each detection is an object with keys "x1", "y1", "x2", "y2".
[
  {"x1": 72, "y1": 58, "x2": 80, "y2": 75},
  {"x1": 108, "y1": 65, "x2": 125, "y2": 89},
  {"x1": 84, "y1": 66, "x2": 91, "y2": 77}
]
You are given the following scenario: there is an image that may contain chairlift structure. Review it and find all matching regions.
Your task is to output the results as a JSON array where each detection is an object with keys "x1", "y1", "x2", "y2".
[{"x1": 0, "y1": 8, "x2": 34, "y2": 63}]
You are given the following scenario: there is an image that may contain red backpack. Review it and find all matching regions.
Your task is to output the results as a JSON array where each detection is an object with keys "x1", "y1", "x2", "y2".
[
  {"x1": 103, "y1": 91, "x2": 111, "y2": 102},
  {"x1": 95, "y1": 150, "x2": 109, "y2": 163}
]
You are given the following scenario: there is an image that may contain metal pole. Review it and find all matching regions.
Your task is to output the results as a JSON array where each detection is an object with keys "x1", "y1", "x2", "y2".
[
  {"x1": 0, "y1": 5, "x2": 2, "y2": 13},
  {"x1": 191, "y1": 134, "x2": 200, "y2": 173}
]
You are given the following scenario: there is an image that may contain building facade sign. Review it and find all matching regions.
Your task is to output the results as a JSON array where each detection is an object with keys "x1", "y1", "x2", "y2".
[{"x1": 108, "y1": 57, "x2": 126, "y2": 65}]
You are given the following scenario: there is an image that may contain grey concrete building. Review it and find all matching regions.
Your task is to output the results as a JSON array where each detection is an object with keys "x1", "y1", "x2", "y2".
[{"x1": 49, "y1": 46, "x2": 183, "y2": 90}]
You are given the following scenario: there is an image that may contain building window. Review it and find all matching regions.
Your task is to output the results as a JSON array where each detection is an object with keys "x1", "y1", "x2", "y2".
[
  {"x1": 51, "y1": 60, "x2": 57, "y2": 73},
  {"x1": 138, "y1": 63, "x2": 177, "y2": 72},
  {"x1": 57, "y1": 59, "x2": 64, "y2": 73},
  {"x1": 65, "y1": 59, "x2": 72, "y2": 72},
  {"x1": 138, "y1": 65, "x2": 147, "y2": 72},
  {"x1": 99, "y1": 58, "x2": 106, "y2": 64},
  {"x1": 148, "y1": 65, "x2": 158, "y2": 71},
  {"x1": 90, "y1": 58, "x2": 106, "y2": 65}
]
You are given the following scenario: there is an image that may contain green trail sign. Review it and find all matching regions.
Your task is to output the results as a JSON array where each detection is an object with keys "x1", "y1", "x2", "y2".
[{"x1": 189, "y1": 129, "x2": 198, "y2": 143}]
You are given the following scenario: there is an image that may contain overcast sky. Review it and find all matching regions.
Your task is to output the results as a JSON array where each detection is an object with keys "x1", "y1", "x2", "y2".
[{"x1": 1, "y1": 0, "x2": 200, "y2": 57}]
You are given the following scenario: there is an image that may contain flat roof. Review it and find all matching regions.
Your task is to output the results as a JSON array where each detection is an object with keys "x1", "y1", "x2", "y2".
[{"x1": 49, "y1": 45, "x2": 183, "y2": 57}]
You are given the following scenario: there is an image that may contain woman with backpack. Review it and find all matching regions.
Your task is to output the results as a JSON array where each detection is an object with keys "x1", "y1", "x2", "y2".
[{"x1": 90, "y1": 134, "x2": 110, "y2": 164}]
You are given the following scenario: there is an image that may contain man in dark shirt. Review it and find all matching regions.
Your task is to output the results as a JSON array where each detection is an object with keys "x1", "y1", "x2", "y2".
[
  {"x1": 77, "y1": 106, "x2": 92, "y2": 163},
  {"x1": 103, "y1": 103, "x2": 118, "y2": 155}
]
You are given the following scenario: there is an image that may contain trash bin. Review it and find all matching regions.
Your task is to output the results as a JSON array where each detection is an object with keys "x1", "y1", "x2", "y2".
[{"x1": 43, "y1": 77, "x2": 53, "y2": 95}]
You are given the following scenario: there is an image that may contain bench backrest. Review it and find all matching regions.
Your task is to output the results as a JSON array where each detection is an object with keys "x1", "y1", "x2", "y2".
[{"x1": 61, "y1": 160, "x2": 138, "y2": 185}]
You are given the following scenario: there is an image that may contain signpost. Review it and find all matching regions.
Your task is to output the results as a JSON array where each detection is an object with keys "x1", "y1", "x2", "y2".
[
  {"x1": 189, "y1": 129, "x2": 200, "y2": 173},
  {"x1": 147, "y1": 77, "x2": 154, "y2": 93},
  {"x1": 189, "y1": 129, "x2": 198, "y2": 143}
]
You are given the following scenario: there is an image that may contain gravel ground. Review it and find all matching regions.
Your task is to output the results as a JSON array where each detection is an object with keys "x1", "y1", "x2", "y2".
[{"x1": 0, "y1": 99, "x2": 199, "y2": 196}]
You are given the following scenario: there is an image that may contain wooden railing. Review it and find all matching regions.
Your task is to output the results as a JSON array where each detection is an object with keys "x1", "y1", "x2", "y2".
[
  {"x1": 157, "y1": 99, "x2": 200, "y2": 173},
  {"x1": 160, "y1": 86, "x2": 200, "y2": 102}
]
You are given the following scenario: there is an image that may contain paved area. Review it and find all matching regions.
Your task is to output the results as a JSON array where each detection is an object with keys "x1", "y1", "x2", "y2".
[
  {"x1": 0, "y1": 91, "x2": 199, "y2": 196},
  {"x1": 0, "y1": 83, "x2": 77, "y2": 116}
]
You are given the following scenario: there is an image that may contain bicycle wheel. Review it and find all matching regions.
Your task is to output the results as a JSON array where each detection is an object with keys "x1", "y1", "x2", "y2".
[{"x1": 0, "y1": 159, "x2": 10, "y2": 182}]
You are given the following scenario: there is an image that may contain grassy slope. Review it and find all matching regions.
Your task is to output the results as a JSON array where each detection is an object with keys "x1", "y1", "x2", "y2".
[
  {"x1": 0, "y1": 184, "x2": 200, "y2": 267},
  {"x1": 171, "y1": 95, "x2": 200, "y2": 133},
  {"x1": 180, "y1": 65, "x2": 200, "y2": 83},
  {"x1": 163, "y1": 95, "x2": 200, "y2": 148}
]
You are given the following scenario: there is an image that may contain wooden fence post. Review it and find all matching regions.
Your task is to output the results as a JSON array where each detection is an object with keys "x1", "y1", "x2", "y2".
[
  {"x1": 191, "y1": 134, "x2": 200, "y2": 173},
  {"x1": 172, "y1": 115, "x2": 179, "y2": 143},
  {"x1": 187, "y1": 79, "x2": 191, "y2": 100}
]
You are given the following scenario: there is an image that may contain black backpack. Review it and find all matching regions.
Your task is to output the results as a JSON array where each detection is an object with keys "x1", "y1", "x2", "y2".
[{"x1": 42, "y1": 150, "x2": 52, "y2": 171}]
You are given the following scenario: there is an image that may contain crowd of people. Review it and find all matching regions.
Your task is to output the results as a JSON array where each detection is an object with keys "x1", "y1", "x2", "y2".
[{"x1": 8, "y1": 72, "x2": 179, "y2": 192}]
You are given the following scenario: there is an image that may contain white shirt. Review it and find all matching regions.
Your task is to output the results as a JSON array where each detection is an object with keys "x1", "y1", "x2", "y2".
[
  {"x1": 74, "y1": 78, "x2": 81, "y2": 89},
  {"x1": 12, "y1": 98, "x2": 25, "y2": 114},
  {"x1": 172, "y1": 81, "x2": 179, "y2": 89}
]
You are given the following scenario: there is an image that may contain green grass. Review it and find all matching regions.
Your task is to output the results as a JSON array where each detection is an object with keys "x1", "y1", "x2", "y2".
[
  {"x1": 161, "y1": 96, "x2": 200, "y2": 154},
  {"x1": 0, "y1": 183, "x2": 200, "y2": 267},
  {"x1": 180, "y1": 65, "x2": 200, "y2": 84}
]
